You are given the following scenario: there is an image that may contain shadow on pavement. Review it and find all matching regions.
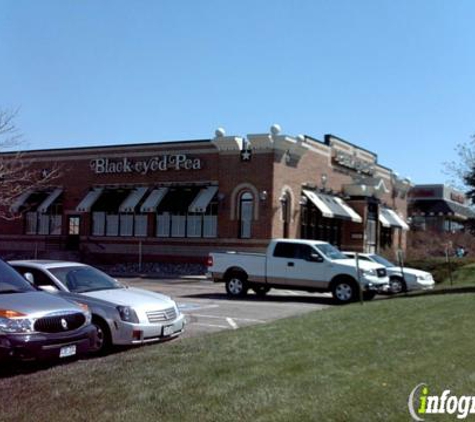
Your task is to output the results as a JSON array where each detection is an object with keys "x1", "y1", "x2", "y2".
[{"x1": 181, "y1": 292, "x2": 336, "y2": 306}]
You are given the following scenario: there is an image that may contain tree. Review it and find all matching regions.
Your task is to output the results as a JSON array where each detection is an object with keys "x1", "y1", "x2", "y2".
[
  {"x1": 444, "y1": 134, "x2": 475, "y2": 195},
  {"x1": 0, "y1": 108, "x2": 59, "y2": 220}
]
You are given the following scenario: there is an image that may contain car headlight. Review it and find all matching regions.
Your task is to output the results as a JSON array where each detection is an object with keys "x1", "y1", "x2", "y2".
[
  {"x1": 73, "y1": 301, "x2": 92, "y2": 325},
  {"x1": 359, "y1": 269, "x2": 376, "y2": 277},
  {"x1": 0, "y1": 310, "x2": 34, "y2": 334},
  {"x1": 117, "y1": 306, "x2": 139, "y2": 323}
]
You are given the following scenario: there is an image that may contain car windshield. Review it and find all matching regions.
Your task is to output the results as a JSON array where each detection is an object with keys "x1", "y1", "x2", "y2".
[
  {"x1": 369, "y1": 254, "x2": 395, "y2": 267},
  {"x1": 313, "y1": 243, "x2": 347, "y2": 260},
  {"x1": 0, "y1": 260, "x2": 37, "y2": 294},
  {"x1": 49, "y1": 266, "x2": 123, "y2": 293}
]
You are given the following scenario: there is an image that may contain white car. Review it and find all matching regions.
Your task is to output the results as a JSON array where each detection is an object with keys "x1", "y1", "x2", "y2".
[
  {"x1": 10, "y1": 260, "x2": 185, "y2": 354},
  {"x1": 342, "y1": 252, "x2": 435, "y2": 294}
]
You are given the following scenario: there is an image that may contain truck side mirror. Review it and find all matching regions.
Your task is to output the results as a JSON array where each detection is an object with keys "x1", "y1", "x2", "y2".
[{"x1": 309, "y1": 253, "x2": 324, "y2": 263}]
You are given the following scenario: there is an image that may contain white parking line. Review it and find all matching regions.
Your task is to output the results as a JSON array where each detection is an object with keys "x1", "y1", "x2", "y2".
[
  {"x1": 191, "y1": 313, "x2": 265, "y2": 323},
  {"x1": 193, "y1": 323, "x2": 229, "y2": 329},
  {"x1": 226, "y1": 318, "x2": 239, "y2": 330}
]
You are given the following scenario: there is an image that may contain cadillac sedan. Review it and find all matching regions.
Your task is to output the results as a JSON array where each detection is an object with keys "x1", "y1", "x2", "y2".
[{"x1": 10, "y1": 260, "x2": 185, "y2": 354}]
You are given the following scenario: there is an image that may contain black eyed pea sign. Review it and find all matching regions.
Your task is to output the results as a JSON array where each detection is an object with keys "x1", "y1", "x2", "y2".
[{"x1": 90, "y1": 154, "x2": 202, "y2": 175}]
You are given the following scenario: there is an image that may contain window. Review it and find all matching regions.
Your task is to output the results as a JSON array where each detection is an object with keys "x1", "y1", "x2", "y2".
[
  {"x1": 155, "y1": 187, "x2": 218, "y2": 238},
  {"x1": 68, "y1": 217, "x2": 80, "y2": 236},
  {"x1": 25, "y1": 212, "x2": 63, "y2": 236},
  {"x1": 239, "y1": 192, "x2": 254, "y2": 239},
  {"x1": 274, "y1": 242, "x2": 297, "y2": 258}
]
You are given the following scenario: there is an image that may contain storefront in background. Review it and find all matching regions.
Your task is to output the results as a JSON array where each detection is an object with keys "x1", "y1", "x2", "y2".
[
  {"x1": 408, "y1": 184, "x2": 475, "y2": 232},
  {"x1": 0, "y1": 125, "x2": 412, "y2": 264}
]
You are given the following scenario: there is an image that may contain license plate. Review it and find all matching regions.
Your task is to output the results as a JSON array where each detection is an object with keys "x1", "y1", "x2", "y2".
[
  {"x1": 59, "y1": 345, "x2": 76, "y2": 358},
  {"x1": 162, "y1": 325, "x2": 176, "y2": 337}
]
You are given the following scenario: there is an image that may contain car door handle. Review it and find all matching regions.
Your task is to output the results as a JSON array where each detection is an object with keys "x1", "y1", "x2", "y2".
[{"x1": 287, "y1": 262, "x2": 295, "y2": 267}]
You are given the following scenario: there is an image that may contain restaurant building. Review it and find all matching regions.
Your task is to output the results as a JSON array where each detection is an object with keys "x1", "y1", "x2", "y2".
[
  {"x1": 0, "y1": 125, "x2": 411, "y2": 264},
  {"x1": 408, "y1": 184, "x2": 475, "y2": 232}
]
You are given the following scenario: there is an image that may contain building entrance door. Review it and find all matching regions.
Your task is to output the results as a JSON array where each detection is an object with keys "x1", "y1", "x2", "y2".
[{"x1": 67, "y1": 216, "x2": 80, "y2": 250}]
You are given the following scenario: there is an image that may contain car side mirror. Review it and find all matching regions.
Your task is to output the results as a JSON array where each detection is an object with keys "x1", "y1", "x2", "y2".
[
  {"x1": 24, "y1": 272, "x2": 35, "y2": 284},
  {"x1": 39, "y1": 285, "x2": 59, "y2": 293},
  {"x1": 309, "y1": 253, "x2": 324, "y2": 263}
]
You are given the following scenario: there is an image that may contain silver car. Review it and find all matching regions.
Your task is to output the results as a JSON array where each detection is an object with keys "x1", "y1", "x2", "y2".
[
  {"x1": 10, "y1": 260, "x2": 185, "y2": 354},
  {"x1": 0, "y1": 259, "x2": 95, "y2": 362},
  {"x1": 342, "y1": 252, "x2": 435, "y2": 294}
]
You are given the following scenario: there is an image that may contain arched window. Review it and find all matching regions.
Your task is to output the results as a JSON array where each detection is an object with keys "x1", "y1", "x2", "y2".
[{"x1": 239, "y1": 192, "x2": 254, "y2": 238}]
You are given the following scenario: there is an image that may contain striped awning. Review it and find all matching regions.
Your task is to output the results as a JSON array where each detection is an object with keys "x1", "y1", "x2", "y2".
[
  {"x1": 189, "y1": 186, "x2": 218, "y2": 213},
  {"x1": 76, "y1": 187, "x2": 104, "y2": 212},
  {"x1": 140, "y1": 187, "x2": 169, "y2": 213},
  {"x1": 10, "y1": 190, "x2": 33, "y2": 213},
  {"x1": 379, "y1": 208, "x2": 409, "y2": 230},
  {"x1": 37, "y1": 188, "x2": 63, "y2": 213},
  {"x1": 303, "y1": 190, "x2": 362, "y2": 223},
  {"x1": 119, "y1": 187, "x2": 148, "y2": 213}
]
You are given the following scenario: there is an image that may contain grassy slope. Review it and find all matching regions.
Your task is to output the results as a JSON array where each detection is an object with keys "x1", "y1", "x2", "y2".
[{"x1": 1, "y1": 293, "x2": 474, "y2": 422}]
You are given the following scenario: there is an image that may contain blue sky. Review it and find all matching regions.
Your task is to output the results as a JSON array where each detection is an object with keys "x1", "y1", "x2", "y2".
[{"x1": 1, "y1": 0, "x2": 474, "y2": 184}]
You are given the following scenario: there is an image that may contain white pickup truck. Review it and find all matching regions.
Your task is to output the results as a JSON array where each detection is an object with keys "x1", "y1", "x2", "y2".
[{"x1": 207, "y1": 239, "x2": 390, "y2": 303}]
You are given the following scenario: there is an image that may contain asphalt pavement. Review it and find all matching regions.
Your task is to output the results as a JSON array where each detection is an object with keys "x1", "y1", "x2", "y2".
[{"x1": 118, "y1": 276, "x2": 334, "y2": 338}]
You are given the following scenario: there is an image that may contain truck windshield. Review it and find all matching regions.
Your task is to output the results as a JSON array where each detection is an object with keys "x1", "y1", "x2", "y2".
[
  {"x1": 314, "y1": 243, "x2": 347, "y2": 260},
  {"x1": 0, "y1": 260, "x2": 37, "y2": 294}
]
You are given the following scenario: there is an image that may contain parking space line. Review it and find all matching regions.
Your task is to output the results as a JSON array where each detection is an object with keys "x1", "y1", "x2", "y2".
[
  {"x1": 192, "y1": 313, "x2": 266, "y2": 323},
  {"x1": 226, "y1": 318, "x2": 239, "y2": 330},
  {"x1": 193, "y1": 323, "x2": 229, "y2": 329}
]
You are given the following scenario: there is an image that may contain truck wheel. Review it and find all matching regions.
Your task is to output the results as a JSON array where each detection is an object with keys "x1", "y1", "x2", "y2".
[
  {"x1": 390, "y1": 277, "x2": 406, "y2": 294},
  {"x1": 253, "y1": 286, "x2": 270, "y2": 297},
  {"x1": 332, "y1": 279, "x2": 358, "y2": 304},
  {"x1": 225, "y1": 274, "x2": 248, "y2": 298}
]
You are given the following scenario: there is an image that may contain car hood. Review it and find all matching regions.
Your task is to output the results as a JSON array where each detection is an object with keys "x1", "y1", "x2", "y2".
[
  {"x1": 0, "y1": 291, "x2": 82, "y2": 317},
  {"x1": 334, "y1": 258, "x2": 385, "y2": 271},
  {"x1": 387, "y1": 267, "x2": 432, "y2": 278},
  {"x1": 82, "y1": 287, "x2": 175, "y2": 309}
]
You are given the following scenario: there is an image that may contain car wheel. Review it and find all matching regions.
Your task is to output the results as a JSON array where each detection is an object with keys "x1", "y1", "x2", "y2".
[
  {"x1": 91, "y1": 318, "x2": 112, "y2": 355},
  {"x1": 332, "y1": 279, "x2": 357, "y2": 304},
  {"x1": 253, "y1": 286, "x2": 270, "y2": 297},
  {"x1": 225, "y1": 274, "x2": 248, "y2": 298},
  {"x1": 363, "y1": 291, "x2": 377, "y2": 301},
  {"x1": 390, "y1": 277, "x2": 406, "y2": 294}
]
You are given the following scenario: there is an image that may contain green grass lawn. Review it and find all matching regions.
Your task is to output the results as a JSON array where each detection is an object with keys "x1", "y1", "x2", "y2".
[{"x1": 1, "y1": 293, "x2": 474, "y2": 422}]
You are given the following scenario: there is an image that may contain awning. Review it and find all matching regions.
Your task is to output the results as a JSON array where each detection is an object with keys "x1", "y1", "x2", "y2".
[
  {"x1": 189, "y1": 186, "x2": 218, "y2": 213},
  {"x1": 10, "y1": 190, "x2": 33, "y2": 213},
  {"x1": 37, "y1": 188, "x2": 63, "y2": 213},
  {"x1": 76, "y1": 187, "x2": 104, "y2": 212},
  {"x1": 410, "y1": 199, "x2": 475, "y2": 220},
  {"x1": 303, "y1": 190, "x2": 362, "y2": 223},
  {"x1": 379, "y1": 208, "x2": 409, "y2": 230},
  {"x1": 119, "y1": 187, "x2": 148, "y2": 213},
  {"x1": 140, "y1": 187, "x2": 169, "y2": 213},
  {"x1": 333, "y1": 197, "x2": 363, "y2": 223}
]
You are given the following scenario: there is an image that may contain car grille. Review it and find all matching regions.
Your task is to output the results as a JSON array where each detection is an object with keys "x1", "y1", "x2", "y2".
[
  {"x1": 146, "y1": 307, "x2": 177, "y2": 324},
  {"x1": 377, "y1": 268, "x2": 387, "y2": 278},
  {"x1": 34, "y1": 312, "x2": 86, "y2": 333}
]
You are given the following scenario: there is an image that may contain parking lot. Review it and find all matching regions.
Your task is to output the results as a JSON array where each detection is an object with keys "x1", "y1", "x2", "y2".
[{"x1": 119, "y1": 276, "x2": 335, "y2": 338}]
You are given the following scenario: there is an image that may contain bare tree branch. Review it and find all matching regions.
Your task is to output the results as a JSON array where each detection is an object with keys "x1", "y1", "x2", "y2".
[
  {"x1": 0, "y1": 108, "x2": 61, "y2": 220},
  {"x1": 443, "y1": 134, "x2": 475, "y2": 191}
]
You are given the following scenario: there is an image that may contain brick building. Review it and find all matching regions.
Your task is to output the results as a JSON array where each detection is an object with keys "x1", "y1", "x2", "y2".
[
  {"x1": 0, "y1": 125, "x2": 411, "y2": 264},
  {"x1": 408, "y1": 184, "x2": 475, "y2": 232}
]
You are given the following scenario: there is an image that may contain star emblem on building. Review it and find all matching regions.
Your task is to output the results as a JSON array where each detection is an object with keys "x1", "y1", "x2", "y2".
[{"x1": 240, "y1": 148, "x2": 252, "y2": 162}]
